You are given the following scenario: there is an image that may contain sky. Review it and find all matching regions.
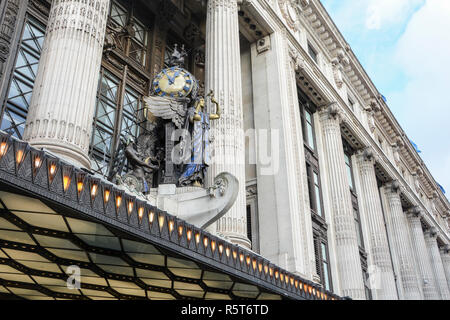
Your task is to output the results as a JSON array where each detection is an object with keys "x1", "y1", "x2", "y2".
[{"x1": 321, "y1": 0, "x2": 450, "y2": 199}]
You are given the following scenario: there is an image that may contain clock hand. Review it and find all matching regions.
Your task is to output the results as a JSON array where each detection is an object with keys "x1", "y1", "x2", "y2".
[{"x1": 163, "y1": 70, "x2": 175, "y2": 85}]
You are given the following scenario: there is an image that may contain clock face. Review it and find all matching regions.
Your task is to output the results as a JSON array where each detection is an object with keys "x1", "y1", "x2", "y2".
[{"x1": 152, "y1": 67, "x2": 195, "y2": 98}]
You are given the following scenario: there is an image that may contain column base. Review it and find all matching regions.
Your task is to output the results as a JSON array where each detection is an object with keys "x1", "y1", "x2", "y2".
[
  {"x1": 219, "y1": 232, "x2": 252, "y2": 249},
  {"x1": 28, "y1": 140, "x2": 91, "y2": 169}
]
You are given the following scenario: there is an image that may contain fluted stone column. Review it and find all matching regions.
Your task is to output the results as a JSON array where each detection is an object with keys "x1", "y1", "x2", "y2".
[
  {"x1": 318, "y1": 103, "x2": 365, "y2": 299},
  {"x1": 356, "y1": 148, "x2": 397, "y2": 300},
  {"x1": 23, "y1": 0, "x2": 110, "y2": 168},
  {"x1": 383, "y1": 182, "x2": 421, "y2": 300},
  {"x1": 439, "y1": 245, "x2": 450, "y2": 290},
  {"x1": 407, "y1": 208, "x2": 440, "y2": 300},
  {"x1": 425, "y1": 228, "x2": 450, "y2": 300},
  {"x1": 205, "y1": 0, "x2": 250, "y2": 248}
]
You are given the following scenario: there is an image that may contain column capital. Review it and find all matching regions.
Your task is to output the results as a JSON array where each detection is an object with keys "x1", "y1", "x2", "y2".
[
  {"x1": 208, "y1": 0, "x2": 239, "y2": 10},
  {"x1": 425, "y1": 227, "x2": 438, "y2": 239},
  {"x1": 356, "y1": 147, "x2": 376, "y2": 164},
  {"x1": 440, "y1": 245, "x2": 450, "y2": 255},
  {"x1": 384, "y1": 180, "x2": 401, "y2": 195},
  {"x1": 318, "y1": 102, "x2": 341, "y2": 121},
  {"x1": 406, "y1": 206, "x2": 423, "y2": 219}
]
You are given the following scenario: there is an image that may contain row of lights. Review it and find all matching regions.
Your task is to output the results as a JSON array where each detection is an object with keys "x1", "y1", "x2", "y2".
[
  {"x1": 0, "y1": 135, "x2": 337, "y2": 301},
  {"x1": 148, "y1": 211, "x2": 333, "y2": 300}
]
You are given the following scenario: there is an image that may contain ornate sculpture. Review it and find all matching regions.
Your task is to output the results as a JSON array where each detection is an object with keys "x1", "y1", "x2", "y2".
[
  {"x1": 179, "y1": 90, "x2": 220, "y2": 187},
  {"x1": 115, "y1": 133, "x2": 161, "y2": 196},
  {"x1": 144, "y1": 45, "x2": 221, "y2": 187}
]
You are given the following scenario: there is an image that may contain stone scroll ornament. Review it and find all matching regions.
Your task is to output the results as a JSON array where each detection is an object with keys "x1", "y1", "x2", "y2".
[{"x1": 144, "y1": 44, "x2": 221, "y2": 188}]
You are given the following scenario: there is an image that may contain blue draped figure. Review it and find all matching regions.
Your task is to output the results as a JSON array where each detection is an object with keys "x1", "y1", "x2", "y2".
[{"x1": 179, "y1": 91, "x2": 220, "y2": 187}]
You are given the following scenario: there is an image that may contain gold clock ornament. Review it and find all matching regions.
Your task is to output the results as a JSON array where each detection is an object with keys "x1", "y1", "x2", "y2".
[{"x1": 152, "y1": 66, "x2": 198, "y2": 99}]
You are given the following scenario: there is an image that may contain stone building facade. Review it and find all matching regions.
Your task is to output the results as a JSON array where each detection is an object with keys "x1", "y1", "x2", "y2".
[{"x1": 0, "y1": 0, "x2": 448, "y2": 300}]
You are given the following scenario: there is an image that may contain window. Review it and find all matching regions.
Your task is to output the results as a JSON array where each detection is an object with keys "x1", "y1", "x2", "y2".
[
  {"x1": 308, "y1": 42, "x2": 318, "y2": 63},
  {"x1": 343, "y1": 141, "x2": 365, "y2": 250},
  {"x1": 304, "y1": 108, "x2": 316, "y2": 151},
  {"x1": 354, "y1": 207, "x2": 364, "y2": 248},
  {"x1": 363, "y1": 269, "x2": 373, "y2": 300},
  {"x1": 313, "y1": 234, "x2": 332, "y2": 292},
  {"x1": 348, "y1": 97, "x2": 355, "y2": 111},
  {"x1": 299, "y1": 87, "x2": 332, "y2": 290},
  {"x1": 88, "y1": 1, "x2": 155, "y2": 178},
  {"x1": 90, "y1": 69, "x2": 147, "y2": 176},
  {"x1": 246, "y1": 204, "x2": 252, "y2": 242},
  {"x1": 307, "y1": 164, "x2": 323, "y2": 217},
  {"x1": 109, "y1": 1, "x2": 150, "y2": 67},
  {"x1": 0, "y1": 17, "x2": 46, "y2": 138},
  {"x1": 344, "y1": 153, "x2": 355, "y2": 191}
]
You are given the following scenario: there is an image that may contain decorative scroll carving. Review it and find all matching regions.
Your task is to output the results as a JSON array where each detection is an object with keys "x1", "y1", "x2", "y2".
[
  {"x1": 0, "y1": 0, "x2": 20, "y2": 76},
  {"x1": 278, "y1": 0, "x2": 301, "y2": 31}
]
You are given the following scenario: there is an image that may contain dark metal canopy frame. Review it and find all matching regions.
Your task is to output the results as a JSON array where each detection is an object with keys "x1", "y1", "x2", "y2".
[{"x1": 0, "y1": 130, "x2": 341, "y2": 301}]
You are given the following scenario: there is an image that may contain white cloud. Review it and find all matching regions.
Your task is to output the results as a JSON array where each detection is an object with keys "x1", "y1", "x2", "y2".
[
  {"x1": 391, "y1": 0, "x2": 450, "y2": 194},
  {"x1": 365, "y1": 0, "x2": 423, "y2": 29}
]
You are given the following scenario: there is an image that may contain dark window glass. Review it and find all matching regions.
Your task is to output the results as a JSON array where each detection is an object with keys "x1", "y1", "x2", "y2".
[
  {"x1": 88, "y1": 0, "x2": 155, "y2": 178},
  {"x1": 1, "y1": 17, "x2": 46, "y2": 138},
  {"x1": 313, "y1": 171, "x2": 323, "y2": 217},
  {"x1": 308, "y1": 43, "x2": 318, "y2": 63},
  {"x1": 344, "y1": 153, "x2": 354, "y2": 190},
  {"x1": 246, "y1": 205, "x2": 252, "y2": 242},
  {"x1": 90, "y1": 70, "x2": 120, "y2": 176},
  {"x1": 304, "y1": 109, "x2": 315, "y2": 151},
  {"x1": 321, "y1": 242, "x2": 331, "y2": 291},
  {"x1": 354, "y1": 208, "x2": 363, "y2": 248},
  {"x1": 89, "y1": 69, "x2": 147, "y2": 176},
  {"x1": 348, "y1": 98, "x2": 355, "y2": 111},
  {"x1": 109, "y1": 1, "x2": 150, "y2": 67},
  {"x1": 313, "y1": 234, "x2": 333, "y2": 292},
  {"x1": 364, "y1": 270, "x2": 373, "y2": 300}
]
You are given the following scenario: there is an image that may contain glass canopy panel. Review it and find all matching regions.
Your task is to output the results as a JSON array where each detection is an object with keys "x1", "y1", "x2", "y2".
[
  {"x1": 98, "y1": 264, "x2": 134, "y2": 276},
  {"x1": 114, "y1": 287, "x2": 146, "y2": 297},
  {"x1": 205, "y1": 292, "x2": 232, "y2": 300},
  {"x1": 80, "y1": 289, "x2": 115, "y2": 298},
  {"x1": 0, "y1": 273, "x2": 35, "y2": 284},
  {"x1": 31, "y1": 277, "x2": 67, "y2": 286},
  {"x1": 147, "y1": 291, "x2": 176, "y2": 300},
  {"x1": 2, "y1": 249, "x2": 50, "y2": 262},
  {"x1": 0, "y1": 191, "x2": 56, "y2": 214},
  {"x1": 127, "y1": 253, "x2": 165, "y2": 266},
  {"x1": 46, "y1": 248, "x2": 90, "y2": 263},
  {"x1": 12, "y1": 211, "x2": 69, "y2": 232},
  {"x1": 122, "y1": 239, "x2": 160, "y2": 254},
  {"x1": 169, "y1": 267, "x2": 202, "y2": 279},
  {"x1": 33, "y1": 234, "x2": 81, "y2": 250},
  {"x1": 19, "y1": 261, "x2": 62, "y2": 273},
  {"x1": 135, "y1": 269, "x2": 170, "y2": 280},
  {"x1": 0, "y1": 230, "x2": 36, "y2": 245},
  {"x1": 0, "y1": 265, "x2": 24, "y2": 274},
  {"x1": 140, "y1": 278, "x2": 172, "y2": 288},
  {"x1": 76, "y1": 234, "x2": 121, "y2": 251},
  {"x1": 232, "y1": 282, "x2": 260, "y2": 298},
  {"x1": 65, "y1": 217, "x2": 114, "y2": 236},
  {"x1": 257, "y1": 293, "x2": 283, "y2": 300},
  {"x1": 203, "y1": 280, "x2": 233, "y2": 290},
  {"x1": 0, "y1": 217, "x2": 21, "y2": 231},
  {"x1": 88, "y1": 253, "x2": 129, "y2": 266}
]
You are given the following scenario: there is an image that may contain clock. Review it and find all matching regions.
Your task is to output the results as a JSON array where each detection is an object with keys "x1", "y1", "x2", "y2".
[{"x1": 152, "y1": 66, "x2": 197, "y2": 99}]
